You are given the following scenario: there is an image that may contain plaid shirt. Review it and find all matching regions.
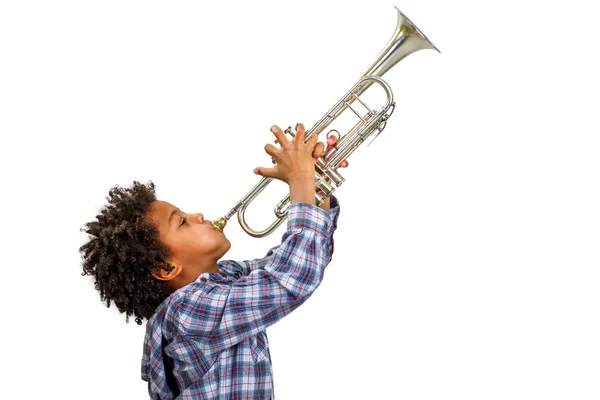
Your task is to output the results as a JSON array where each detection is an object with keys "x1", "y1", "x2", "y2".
[{"x1": 142, "y1": 196, "x2": 340, "y2": 399}]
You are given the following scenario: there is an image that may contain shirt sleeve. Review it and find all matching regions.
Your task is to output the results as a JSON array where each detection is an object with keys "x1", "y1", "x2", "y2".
[
  {"x1": 217, "y1": 195, "x2": 340, "y2": 277},
  {"x1": 174, "y1": 198, "x2": 340, "y2": 356}
]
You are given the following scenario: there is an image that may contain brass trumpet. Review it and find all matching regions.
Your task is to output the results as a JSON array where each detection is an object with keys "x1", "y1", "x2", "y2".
[{"x1": 211, "y1": 6, "x2": 439, "y2": 238}]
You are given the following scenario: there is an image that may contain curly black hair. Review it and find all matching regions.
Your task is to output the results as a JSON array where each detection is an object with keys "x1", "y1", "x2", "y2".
[{"x1": 79, "y1": 181, "x2": 174, "y2": 325}]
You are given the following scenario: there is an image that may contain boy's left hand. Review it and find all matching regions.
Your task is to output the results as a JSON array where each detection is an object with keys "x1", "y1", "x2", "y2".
[{"x1": 312, "y1": 135, "x2": 349, "y2": 168}]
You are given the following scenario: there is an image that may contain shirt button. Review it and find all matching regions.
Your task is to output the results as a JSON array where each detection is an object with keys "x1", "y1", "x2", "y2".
[{"x1": 200, "y1": 277, "x2": 207, "y2": 282}]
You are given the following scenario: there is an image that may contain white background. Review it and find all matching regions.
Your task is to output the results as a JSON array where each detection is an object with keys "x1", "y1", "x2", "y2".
[{"x1": 1, "y1": 0, "x2": 599, "y2": 399}]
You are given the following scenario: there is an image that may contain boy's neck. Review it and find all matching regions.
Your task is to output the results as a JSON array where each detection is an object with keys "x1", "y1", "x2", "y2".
[{"x1": 169, "y1": 262, "x2": 220, "y2": 292}]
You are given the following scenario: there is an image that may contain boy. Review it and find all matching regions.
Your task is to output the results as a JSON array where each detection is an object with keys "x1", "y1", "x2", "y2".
[{"x1": 80, "y1": 123, "x2": 348, "y2": 399}]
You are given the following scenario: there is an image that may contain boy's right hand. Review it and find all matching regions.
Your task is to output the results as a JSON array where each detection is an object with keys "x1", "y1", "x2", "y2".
[{"x1": 254, "y1": 123, "x2": 318, "y2": 185}]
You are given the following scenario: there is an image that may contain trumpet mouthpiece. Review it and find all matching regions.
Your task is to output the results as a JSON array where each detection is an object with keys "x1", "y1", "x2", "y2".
[{"x1": 210, "y1": 218, "x2": 227, "y2": 232}]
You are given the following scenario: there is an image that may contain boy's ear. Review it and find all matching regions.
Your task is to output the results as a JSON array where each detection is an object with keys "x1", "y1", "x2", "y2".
[{"x1": 152, "y1": 263, "x2": 182, "y2": 282}]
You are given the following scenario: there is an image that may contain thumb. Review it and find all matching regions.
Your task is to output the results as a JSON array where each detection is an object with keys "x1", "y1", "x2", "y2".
[{"x1": 254, "y1": 166, "x2": 277, "y2": 178}]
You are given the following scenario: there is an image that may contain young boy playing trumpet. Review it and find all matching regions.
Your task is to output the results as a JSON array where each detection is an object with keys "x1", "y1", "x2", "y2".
[{"x1": 80, "y1": 123, "x2": 348, "y2": 399}]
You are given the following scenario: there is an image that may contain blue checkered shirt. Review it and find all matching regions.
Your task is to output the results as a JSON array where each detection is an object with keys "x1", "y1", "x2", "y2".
[{"x1": 141, "y1": 196, "x2": 340, "y2": 399}]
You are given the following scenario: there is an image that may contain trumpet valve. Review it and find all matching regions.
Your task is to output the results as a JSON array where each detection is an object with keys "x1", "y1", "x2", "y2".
[
  {"x1": 317, "y1": 180, "x2": 334, "y2": 196},
  {"x1": 315, "y1": 192, "x2": 324, "y2": 205},
  {"x1": 328, "y1": 169, "x2": 345, "y2": 186}
]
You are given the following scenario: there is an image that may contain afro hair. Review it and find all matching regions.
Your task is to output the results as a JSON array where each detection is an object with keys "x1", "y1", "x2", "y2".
[{"x1": 79, "y1": 181, "x2": 174, "y2": 325}]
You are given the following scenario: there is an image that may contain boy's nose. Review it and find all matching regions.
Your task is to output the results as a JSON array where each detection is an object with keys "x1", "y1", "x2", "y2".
[{"x1": 195, "y1": 213, "x2": 204, "y2": 223}]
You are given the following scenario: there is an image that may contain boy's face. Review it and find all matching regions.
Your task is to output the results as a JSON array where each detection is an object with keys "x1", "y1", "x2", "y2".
[{"x1": 146, "y1": 200, "x2": 231, "y2": 286}]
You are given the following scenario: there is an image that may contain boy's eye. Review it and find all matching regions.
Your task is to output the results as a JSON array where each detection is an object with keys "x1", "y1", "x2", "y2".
[{"x1": 180, "y1": 217, "x2": 187, "y2": 227}]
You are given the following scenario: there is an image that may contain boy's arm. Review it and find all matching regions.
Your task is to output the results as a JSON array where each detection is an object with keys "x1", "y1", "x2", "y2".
[
  {"x1": 218, "y1": 195, "x2": 340, "y2": 277},
  {"x1": 174, "y1": 199, "x2": 340, "y2": 356}
]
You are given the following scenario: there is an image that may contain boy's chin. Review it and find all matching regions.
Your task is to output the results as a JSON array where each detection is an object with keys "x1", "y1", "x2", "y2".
[{"x1": 222, "y1": 239, "x2": 232, "y2": 255}]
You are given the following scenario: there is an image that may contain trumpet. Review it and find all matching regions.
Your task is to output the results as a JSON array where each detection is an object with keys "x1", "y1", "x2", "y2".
[{"x1": 211, "y1": 6, "x2": 439, "y2": 238}]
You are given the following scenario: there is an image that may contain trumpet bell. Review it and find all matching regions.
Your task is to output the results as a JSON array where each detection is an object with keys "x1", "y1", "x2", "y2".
[{"x1": 362, "y1": 7, "x2": 440, "y2": 80}]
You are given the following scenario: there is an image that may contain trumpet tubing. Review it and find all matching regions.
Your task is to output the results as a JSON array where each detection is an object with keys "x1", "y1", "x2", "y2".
[{"x1": 211, "y1": 6, "x2": 439, "y2": 237}]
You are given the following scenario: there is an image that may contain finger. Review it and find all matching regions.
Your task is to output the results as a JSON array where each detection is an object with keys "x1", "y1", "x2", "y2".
[
  {"x1": 340, "y1": 160, "x2": 349, "y2": 168},
  {"x1": 271, "y1": 125, "x2": 288, "y2": 147},
  {"x1": 306, "y1": 128, "x2": 319, "y2": 150},
  {"x1": 295, "y1": 122, "x2": 306, "y2": 143},
  {"x1": 324, "y1": 135, "x2": 338, "y2": 153},
  {"x1": 312, "y1": 142, "x2": 324, "y2": 159},
  {"x1": 253, "y1": 166, "x2": 277, "y2": 178},
  {"x1": 263, "y1": 143, "x2": 279, "y2": 158}
]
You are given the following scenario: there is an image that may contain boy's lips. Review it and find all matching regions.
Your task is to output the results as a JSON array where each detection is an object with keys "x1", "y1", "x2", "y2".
[{"x1": 205, "y1": 220, "x2": 219, "y2": 231}]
